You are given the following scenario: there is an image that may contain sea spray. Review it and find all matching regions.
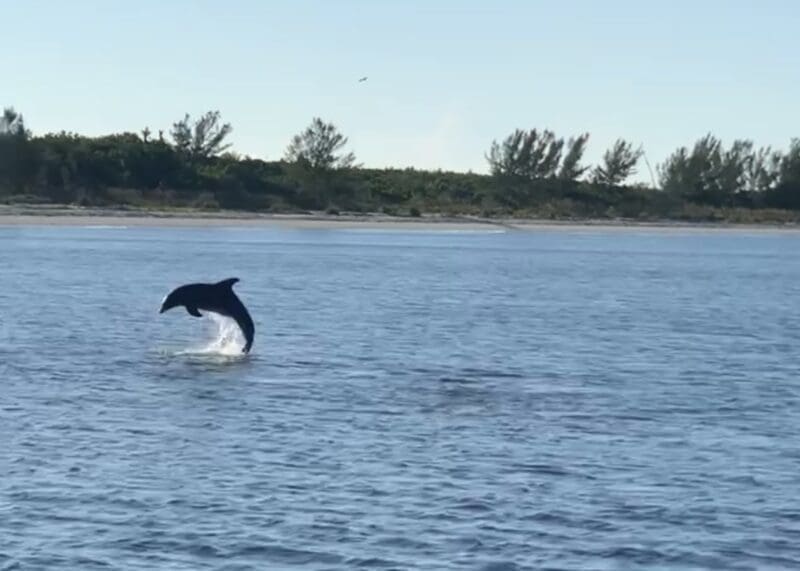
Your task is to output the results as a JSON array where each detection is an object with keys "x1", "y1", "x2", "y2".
[
  {"x1": 202, "y1": 313, "x2": 247, "y2": 356},
  {"x1": 171, "y1": 313, "x2": 247, "y2": 357}
]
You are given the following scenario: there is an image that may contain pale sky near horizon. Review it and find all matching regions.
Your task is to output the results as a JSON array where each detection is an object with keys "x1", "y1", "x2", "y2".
[{"x1": 3, "y1": 0, "x2": 798, "y2": 180}]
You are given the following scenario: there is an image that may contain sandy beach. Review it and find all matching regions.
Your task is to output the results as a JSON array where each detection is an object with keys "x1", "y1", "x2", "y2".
[{"x1": 1, "y1": 204, "x2": 799, "y2": 233}]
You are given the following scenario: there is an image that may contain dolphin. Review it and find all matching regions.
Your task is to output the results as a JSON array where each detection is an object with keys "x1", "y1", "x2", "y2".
[{"x1": 159, "y1": 277, "x2": 255, "y2": 353}]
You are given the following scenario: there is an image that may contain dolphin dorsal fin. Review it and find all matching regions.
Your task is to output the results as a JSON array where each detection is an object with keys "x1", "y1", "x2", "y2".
[{"x1": 216, "y1": 277, "x2": 240, "y2": 289}]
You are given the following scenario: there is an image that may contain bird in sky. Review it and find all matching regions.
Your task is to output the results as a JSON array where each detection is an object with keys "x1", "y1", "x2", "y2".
[{"x1": 358, "y1": 76, "x2": 368, "y2": 83}]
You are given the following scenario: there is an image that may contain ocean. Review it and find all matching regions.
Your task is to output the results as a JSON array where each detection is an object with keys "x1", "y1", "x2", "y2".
[{"x1": 1, "y1": 224, "x2": 799, "y2": 570}]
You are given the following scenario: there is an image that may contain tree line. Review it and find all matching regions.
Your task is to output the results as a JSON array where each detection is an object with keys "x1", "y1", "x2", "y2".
[
  {"x1": 486, "y1": 127, "x2": 800, "y2": 209},
  {"x1": 1, "y1": 106, "x2": 798, "y2": 221}
]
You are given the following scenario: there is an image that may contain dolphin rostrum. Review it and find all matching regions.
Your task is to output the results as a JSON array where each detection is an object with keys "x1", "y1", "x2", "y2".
[{"x1": 159, "y1": 277, "x2": 255, "y2": 353}]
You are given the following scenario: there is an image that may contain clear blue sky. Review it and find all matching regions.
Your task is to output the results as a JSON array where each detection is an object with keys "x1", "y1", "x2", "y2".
[{"x1": 3, "y1": 0, "x2": 798, "y2": 179}]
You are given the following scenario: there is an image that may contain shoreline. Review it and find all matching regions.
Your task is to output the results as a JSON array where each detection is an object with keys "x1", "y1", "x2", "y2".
[{"x1": 1, "y1": 205, "x2": 799, "y2": 232}]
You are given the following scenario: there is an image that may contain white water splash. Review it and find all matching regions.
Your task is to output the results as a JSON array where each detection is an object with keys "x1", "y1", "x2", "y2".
[{"x1": 176, "y1": 313, "x2": 247, "y2": 358}]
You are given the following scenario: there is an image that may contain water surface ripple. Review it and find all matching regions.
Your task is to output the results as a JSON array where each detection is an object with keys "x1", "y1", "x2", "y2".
[{"x1": 1, "y1": 225, "x2": 799, "y2": 570}]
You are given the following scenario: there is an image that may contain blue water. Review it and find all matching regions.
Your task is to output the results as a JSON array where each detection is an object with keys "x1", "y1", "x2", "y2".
[{"x1": 1, "y1": 224, "x2": 800, "y2": 570}]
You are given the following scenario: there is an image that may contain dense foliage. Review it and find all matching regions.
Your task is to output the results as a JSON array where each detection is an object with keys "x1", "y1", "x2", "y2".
[{"x1": 1, "y1": 107, "x2": 798, "y2": 221}]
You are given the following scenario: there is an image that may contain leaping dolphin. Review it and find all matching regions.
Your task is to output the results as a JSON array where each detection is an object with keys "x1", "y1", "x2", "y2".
[{"x1": 159, "y1": 277, "x2": 255, "y2": 353}]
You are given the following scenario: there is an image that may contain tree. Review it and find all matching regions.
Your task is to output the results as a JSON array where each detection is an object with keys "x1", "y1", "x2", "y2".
[
  {"x1": 284, "y1": 117, "x2": 357, "y2": 170},
  {"x1": 170, "y1": 111, "x2": 232, "y2": 160},
  {"x1": 658, "y1": 135, "x2": 778, "y2": 206},
  {"x1": 766, "y1": 139, "x2": 800, "y2": 209},
  {"x1": 0, "y1": 107, "x2": 27, "y2": 137},
  {"x1": 779, "y1": 139, "x2": 800, "y2": 183},
  {"x1": 660, "y1": 137, "x2": 710, "y2": 201},
  {"x1": 0, "y1": 107, "x2": 37, "y2": 195},
  {"x1": 715, "y1": 139, "x2": 753, "y2": 199},
  {"x1": 744, "y1": 146, "x2": 782, "y2": 193},
  {"x1": 592, "y1": 139, "x2": 643, "y2": 185},
  {"x1": 486, "y1": 129, "x2": 526, "y2": 177},
  {"x1": 486, "y1": 128, "x2": 564, "y2": 179},
  {"x1": 558, "y1": 133, "x2": 590, "y2": 180}
]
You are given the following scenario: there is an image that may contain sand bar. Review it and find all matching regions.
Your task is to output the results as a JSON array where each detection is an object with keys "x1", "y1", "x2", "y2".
[{"x1": 0, "y1": 205, "x2": 799, "y2": 233}]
